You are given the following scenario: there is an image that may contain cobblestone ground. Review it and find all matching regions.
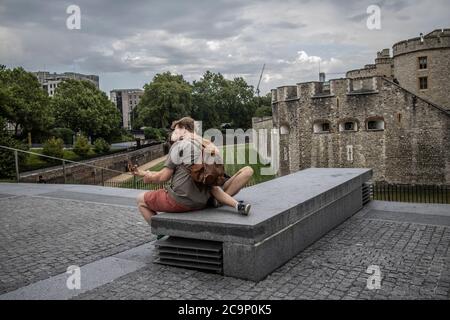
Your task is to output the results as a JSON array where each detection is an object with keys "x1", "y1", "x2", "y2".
[
  {"x1": 0, "y1": 195, "x2": 152, "y2": 294},
  {"x1": 75, "y1": 210, "x2": 450, "y2": 300}
]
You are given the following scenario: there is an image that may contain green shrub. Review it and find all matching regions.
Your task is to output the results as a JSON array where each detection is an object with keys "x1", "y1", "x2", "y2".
[
  {"x1": 42, "y1": 137, "x2": 64, "y2": 162},
  {"x1": 93, "y1": 138, "x2": 111, "y2": 154},
  {"x1": 49, "y1": 128, "x2": 74, "y2": 145},
  {"x1": 144, "y1": 127, "x2": 164, "y2": 141},
  {"x1": 73, "y1": 135, "x2": 91, "y2": 157},
  {"x1": 0, "y1": 133, "x2": 28, "y2": 179}
]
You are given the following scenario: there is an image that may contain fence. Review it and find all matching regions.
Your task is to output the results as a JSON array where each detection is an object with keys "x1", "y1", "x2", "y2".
[
  {"x1": 370, "y1": 183, "x2": 450, "y2": 204},
  {"x1": 0, "y1": 145, "x2": 258, "y2": 191}
]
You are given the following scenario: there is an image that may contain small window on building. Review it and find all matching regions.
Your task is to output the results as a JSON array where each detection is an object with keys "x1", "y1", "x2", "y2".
[
  {"x1": 367, "y1": 120, "x2": 385, "y2": 131},
  {"x1": 340, "y1": 121, "x2": 357, "y2": 132},
  {"x1": 419, "y1": 77, "x2": 428, "y2": 90},
  {"x1": 313, "y1": 121, "x2": 331, "y2": 134},
  {"x1": 418, "y1": 56, "x2": 427, "y2": 69},
  {"x1": 345, "y1": 122, "x2": 354, "y2": 131}
]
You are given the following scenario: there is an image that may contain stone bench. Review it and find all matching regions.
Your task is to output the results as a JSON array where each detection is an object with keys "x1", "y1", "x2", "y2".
[{"x1": 151, "y1": 168, "x2": 373, "y2": 281}]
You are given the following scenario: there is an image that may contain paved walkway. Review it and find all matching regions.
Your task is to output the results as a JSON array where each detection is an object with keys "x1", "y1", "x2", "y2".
[{"x1": 0, "y1": 183, "x2": 449, "y2": 300}]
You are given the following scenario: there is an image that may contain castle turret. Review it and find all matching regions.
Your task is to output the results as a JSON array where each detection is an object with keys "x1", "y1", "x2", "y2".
[{"x1": 393, "y1": 29, "x2": 450, "y2": 110}]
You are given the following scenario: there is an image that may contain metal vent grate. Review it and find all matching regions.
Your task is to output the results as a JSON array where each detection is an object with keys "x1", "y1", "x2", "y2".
[
  {"x1": 154, "y1": 236, "x2": 223, "y2": 274},
  {"x1": 362, "y1": 183, "x2": 372, "y2": 206}
]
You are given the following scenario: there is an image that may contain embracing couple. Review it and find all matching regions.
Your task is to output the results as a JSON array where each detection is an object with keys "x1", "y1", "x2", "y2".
[{"x1": 133, "y1": 117, "x2": 253, "y2": 224}]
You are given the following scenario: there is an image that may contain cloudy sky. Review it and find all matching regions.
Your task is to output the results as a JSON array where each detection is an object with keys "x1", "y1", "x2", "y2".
[{"x1": 1, "y1": 0, "x2": 449, "y2": 95}]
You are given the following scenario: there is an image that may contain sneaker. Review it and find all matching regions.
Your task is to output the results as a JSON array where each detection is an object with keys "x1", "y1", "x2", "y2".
[
  {"x1": 237, "y1": 202, "x2": 251, "y2": 216},
  {"x1": 212, "y1": 198, "x2": 223, "y2": 208}
]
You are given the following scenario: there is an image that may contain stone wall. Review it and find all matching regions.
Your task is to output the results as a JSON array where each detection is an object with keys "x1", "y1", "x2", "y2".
[
  {"x1": 20, "y1": 144, "x2": 166, "y2": 184},
  {"x1": 272, "y1": 77, "x2": 450, "y2": 184}
]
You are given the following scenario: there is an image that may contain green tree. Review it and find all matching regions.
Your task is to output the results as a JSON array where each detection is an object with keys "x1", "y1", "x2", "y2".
[
  {"x1": 0, "y1": 66, "x2": 53, "y2": 138},
  {"x1": 73, "y1": 134, "x2": 91, "y2": 157},
  {"x1": 192, "y1": 71, "x2": 256, "y2": 130},
  {"x1": 52, "y1": 79, "x2": 121, "y2": 141},
  {"x1": 191, "y1": 71, "x2": 224, "y2": 129},
  {"x1": 254, "y1": 93, "x2": 273, "y2": 118},
  {"x1": 0, "y1": 122, "x2": 28, "y2": 179},
  {"x1": 42, "y1": 137, "x2": 64, "y2": 162},
  {"x1": 93, "y1": 137, "x2": 111, "y2": 154},
  {"x1": 134, "y1": 72, "x2": 192, "y2": 129}
]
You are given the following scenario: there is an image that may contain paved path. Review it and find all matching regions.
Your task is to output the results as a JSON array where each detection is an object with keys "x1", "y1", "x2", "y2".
[{"x1": 0, "y1": 183, "x2": 449, "y2": 300}]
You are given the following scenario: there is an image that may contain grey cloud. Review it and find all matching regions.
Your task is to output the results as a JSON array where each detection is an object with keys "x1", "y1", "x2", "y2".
[{"x1": 0, "y1": 0, "x2": 448, "y2": 95}]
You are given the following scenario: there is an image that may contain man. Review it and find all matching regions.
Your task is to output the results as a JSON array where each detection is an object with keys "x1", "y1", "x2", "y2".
[{"x1": 134, "y1": 117, "x2": 250, "y2": 224}]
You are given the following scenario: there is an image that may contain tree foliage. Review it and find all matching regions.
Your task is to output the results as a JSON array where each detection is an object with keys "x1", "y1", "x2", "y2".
[
  {"x1": 0, "y1": 66, "x2": 52, "y2": 138},
  {"x1": 134, "y1": 72, "x2": 192, "y2": 129},
  {"x1": 52, "y1": 79, "x2": 121, "y2": 141},
  {"x1": 42, "y1": 137, "x2": 64, "y2": 162},
  {"x1": 191, "y1": 71, "x2": 257, "y2": 130},
  {"x1": 73, "y1": 134, "x2": 91, "y2": 157}
]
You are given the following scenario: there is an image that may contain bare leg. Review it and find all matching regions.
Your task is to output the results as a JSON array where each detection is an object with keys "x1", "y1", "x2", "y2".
[
  {"x1": 136, "y1": 192, "x2": 157, "y2": 224},
  {"x1": 222, "y1": 166, "x2": 254, "y2": 197},
  {"x1": 211, "y1": 186, "x2": 238, "y2": 208}
]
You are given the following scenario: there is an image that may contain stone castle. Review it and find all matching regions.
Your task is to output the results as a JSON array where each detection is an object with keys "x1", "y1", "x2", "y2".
[{"x1": 268, "y1": 29, "x2": 450, "y2": 185}]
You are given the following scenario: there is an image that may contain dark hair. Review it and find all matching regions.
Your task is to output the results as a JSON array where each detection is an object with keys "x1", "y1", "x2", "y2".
[{"x1": 170, "y1": 117, "x2": 195, "y2": 133}]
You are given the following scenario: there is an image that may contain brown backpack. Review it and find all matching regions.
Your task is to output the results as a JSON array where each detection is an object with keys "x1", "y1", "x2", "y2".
[{"x1": 184, "y1": 139, "x2": 226, "y2": 187}]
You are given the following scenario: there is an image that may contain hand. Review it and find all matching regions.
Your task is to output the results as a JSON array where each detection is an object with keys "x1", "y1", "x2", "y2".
[
  {"x1": 143, "y1": 172, "x2": 155, "y2": 184},
  {"x1": 131, "y1": 166, "x2": 145, "y2": 177}
]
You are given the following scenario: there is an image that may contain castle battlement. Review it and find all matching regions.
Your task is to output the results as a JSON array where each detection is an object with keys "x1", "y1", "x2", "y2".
[
  {"x1": 272, "y1": 77, "x2": 382, "y2": 103},
  {"x1": 393, "y1": 29, "x2": 450, "y2": 57}
]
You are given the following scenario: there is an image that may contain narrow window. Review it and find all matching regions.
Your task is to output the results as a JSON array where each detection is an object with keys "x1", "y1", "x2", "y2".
[
  {"x1": 347, "y1": 145, "x2": 354, "y2": 162},
  {"x1": 322, "y1": 123, "x2": 330, "y2": 132},
  {"x1": 419, "y1": 77, "x2": 428, "y2": 90},
  {"x1": 418, "y1": 56, "x2": 427, "y2": 69}
]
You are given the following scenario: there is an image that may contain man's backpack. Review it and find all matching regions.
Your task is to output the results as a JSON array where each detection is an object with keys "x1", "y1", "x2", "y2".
[{"x1": 185, "y1": 139, "x2": 226, "y2": 187}]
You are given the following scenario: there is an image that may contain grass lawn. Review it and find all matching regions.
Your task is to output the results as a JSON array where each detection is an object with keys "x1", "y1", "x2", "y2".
[{"x1": 118, "y1": 144, "x2": 275, "y2": 189}]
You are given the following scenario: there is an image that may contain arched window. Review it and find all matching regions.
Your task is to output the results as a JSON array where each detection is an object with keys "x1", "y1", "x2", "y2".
[
  {"x1": 339, "y1": 120, "x2": 358, "y2": 132},
  {"x1": 313, "y1": 120, "x2": 331, "y2": 134},
  {"x1": 366, "y1": 117, "x2": 385, "y2": 131}
]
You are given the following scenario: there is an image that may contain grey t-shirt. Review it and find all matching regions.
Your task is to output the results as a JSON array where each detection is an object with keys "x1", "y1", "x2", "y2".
[{"x1": 164, "y1": 138, "x2": 211, "y2": 209}]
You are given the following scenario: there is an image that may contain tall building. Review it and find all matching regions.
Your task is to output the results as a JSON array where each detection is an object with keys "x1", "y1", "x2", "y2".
[
  {"x1": 33, "y1": 71, "x2": 100, "y2": 97},
  {"x1": 110, "y1": 89, "x2": 144, "y2": 130},
  {"x1": 270, "y1": 29, "x2": 450, "y2": 185}
]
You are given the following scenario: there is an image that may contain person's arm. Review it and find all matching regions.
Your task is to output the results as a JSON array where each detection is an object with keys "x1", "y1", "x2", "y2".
[{"x1": 142, "y1": 168, "x2": 173, "y2": 184}]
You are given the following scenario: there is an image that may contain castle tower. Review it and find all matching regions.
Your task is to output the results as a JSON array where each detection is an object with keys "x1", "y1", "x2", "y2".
[{"x1": 393, "y1": 29, "x2": 450, "y2": 110}]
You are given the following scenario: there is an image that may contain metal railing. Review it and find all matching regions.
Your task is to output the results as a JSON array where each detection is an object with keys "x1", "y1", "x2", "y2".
[
  {"x1": 0, "y1": 145, "x2": 259, "y2": 191},
  {"x1": 370, "y1": 183, "x2": 450, "y2": 204},
  {"x1": 0, "y1": 145, "x2": 144, "y2": 187}
]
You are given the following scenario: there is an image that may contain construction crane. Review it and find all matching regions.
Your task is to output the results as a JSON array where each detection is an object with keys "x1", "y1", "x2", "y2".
[{"x1": 255, "y1": 64, "x2": 266, "y2": 97}]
